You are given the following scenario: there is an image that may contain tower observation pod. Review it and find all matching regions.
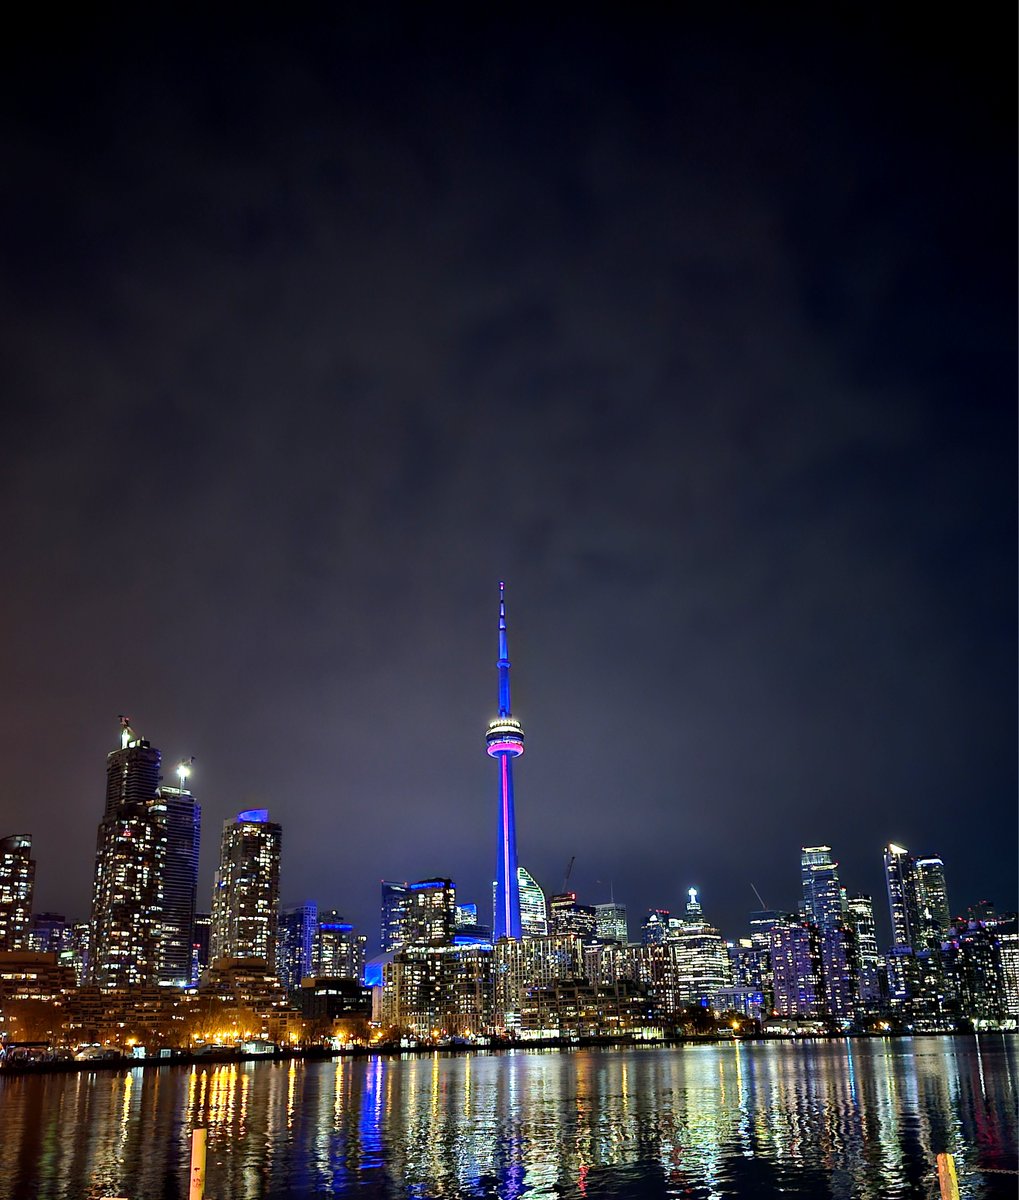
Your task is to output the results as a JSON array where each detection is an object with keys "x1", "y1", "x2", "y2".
[{"x1": 488, "y1": 582, "x2": 524, "y2": 940}]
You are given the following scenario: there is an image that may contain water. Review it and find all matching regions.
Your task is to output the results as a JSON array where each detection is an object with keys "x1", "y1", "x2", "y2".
[{"x1": 1, "y1": 1036, "x2": 1016, "y2": 1199}]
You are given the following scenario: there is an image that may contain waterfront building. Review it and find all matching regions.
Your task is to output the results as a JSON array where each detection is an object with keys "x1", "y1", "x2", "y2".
[
  {"x1": 0, "y1": 835, "x2": 35, "y2": 951},
  {"x1": 299, "y1": 976, "x2": 373, "y2": 1025},
  {"x1": 520, "y1": 978, "x2": 653, "y2": 1039},
  {"x1": 493, "y1": 935, "x2": 586, "y2": 1030},
  {"x1": 997, "y1": 919, "x2": 1019, "y2": 1017},
  {"x1": 381, "y1": 881, "x2": 410, "y2": 953},
  {"x1": 518, "y1": 867, "x2": 548, "y2": 938},
  {"x1": 382, "y1": 942, "x2": 493, "y2": 1038},
  {"x1": 800, "y1": 846, "x2": 847, "y2": 930},
  {"x1": 770, "y1": 921, "x2": 823, "y2": 1018},
  {"x1": 944, "y1": 918, "x2": 1008, "y2": 1023},
  {"x1": 315, "y1": 911, "x2": 366, "y2": 981},
  {"x1": 89, "y1": 720, "x2": 167, "y2": 988},
  {"x1": 584, "y1": 940, "x2": 642, "y2": 987},
  {"x1": 595, "y1": 902, "x2": 628, "y2": 944},
  {"x1": 277, "y1": 903, "x2": 318, "y2": 992},
  {"x1": 155, "y1": 761, "x2": 201, "y2": 988},
  {"x1": 210, "y1": 809, "x2": 282, "y2": 967},
  {"x1": 486, "y1": 583, "x2": 525, "y2": 941}
]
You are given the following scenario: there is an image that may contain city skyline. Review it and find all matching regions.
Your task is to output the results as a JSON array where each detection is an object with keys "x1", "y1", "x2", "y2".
[
  {"x1": 0, "y1": 9, "x2": 1013, "y2": 952},
  {"x1": 0, "y1": 708, "x2": 1008, "y2": 960}
]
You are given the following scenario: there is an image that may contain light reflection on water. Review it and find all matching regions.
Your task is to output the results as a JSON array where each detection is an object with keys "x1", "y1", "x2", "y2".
[{"x1": 0, "y1": 1036, "x2": 1015, "y2": 1199}]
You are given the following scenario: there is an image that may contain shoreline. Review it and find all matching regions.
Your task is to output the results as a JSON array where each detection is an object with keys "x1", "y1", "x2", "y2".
[{"x1": 2, "y1": 1028, "x2": 1012, "y2": 1077}]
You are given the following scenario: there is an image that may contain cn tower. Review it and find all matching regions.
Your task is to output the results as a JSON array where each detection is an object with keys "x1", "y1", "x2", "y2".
[{"x1": 486, "y1": 581, "x2": 524, "y2": 940}]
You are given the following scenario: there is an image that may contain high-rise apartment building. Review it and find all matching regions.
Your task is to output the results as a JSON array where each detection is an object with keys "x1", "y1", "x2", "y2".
[
  {"x1": 278, "y1": 902, "x2": 318, "y2": 991},
  {"x1": 0, "y1": 835, "x2": 35, "y2": 951},
  {"x1": 89, "y1": 720, "x2": 167, "y2": 988},
  {"x1": 847, "y1": 893, "x2": 882, "y2": 1004},
  {"x1": 156, "y1": 760, "x2": 200, "y2": 987},
  {"x1": 315, "y1": 912, "x2": 366, "y2": 980},
  {"x1": 210, "y1": 809, "x2": 282, "y2": 966},
  {"x1": 404, "y1": 879, "x2": 456, "y2": 948},
  {"x1": 518, "y1": 867, "x2": 548, "y2": 938},
  {"x1": 381, "y1": 881, "x2": 410, "y2": 953},
  {"x1": 486, "y1": 584, "x2": 525, "y2": 941},
  {"x1": 770, "y1": 920, "x2": 823, "y2": 1018}
]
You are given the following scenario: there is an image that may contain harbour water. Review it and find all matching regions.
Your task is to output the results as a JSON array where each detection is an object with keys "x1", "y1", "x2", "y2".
[{"x1": 1, "y1": 1035, "x2": 1016, "y2": 1199}]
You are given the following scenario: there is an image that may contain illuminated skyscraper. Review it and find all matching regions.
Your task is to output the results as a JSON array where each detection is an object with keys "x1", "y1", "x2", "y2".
[
  {"x1": 210, "y1": 809, "x2": 282, "y2": 966},
  {"x1": 404, "y1": 878, "x2": 456, "y2": 948},
  {"x1": 486, "y1": 583, "x2": 524, "y2": 941},
  {"x1": 0, "y1": 835, "x2": 35, "y2": 951},
  {"x1": 915, "y1": 856, "x2": 951, "y2": 945},
  {"x1": 156, "y1": 760, "x2": 200, "y2": 987},
  {"x1": 518, "y1": 867, "x2": 548, "y2": 938},
  {"x1": 884, "y1": 842, "x2": 920, "y2": 950},
  {"x1": 89, "y1": 720, "x2": 167, "y2": 988},
  {"x1": 800, "y1": 846, "x2": 847, "y2": 930}
]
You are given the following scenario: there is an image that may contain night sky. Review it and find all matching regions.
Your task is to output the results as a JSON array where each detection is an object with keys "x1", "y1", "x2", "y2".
[{"x1": 1, "y1": 9, "x2": 1014, "y2": 953}]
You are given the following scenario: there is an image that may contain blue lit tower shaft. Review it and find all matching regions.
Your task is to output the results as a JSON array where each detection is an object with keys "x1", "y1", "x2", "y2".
[{"x1": 487, "y1": 582, "x2": 524, "y2": 940}]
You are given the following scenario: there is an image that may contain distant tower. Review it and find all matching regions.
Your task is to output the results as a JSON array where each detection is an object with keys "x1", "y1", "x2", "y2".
[
  {"x1": 0, "y1": 835, "x2": 35, "y2": 951},
  {"x1": 156, "y1": 759, "x2": 201, "y2": 987},
  {"x1": 380, "y1": 881, "x2": 410, "y2": 953},
  {"x1": 884, "y1": 842, "x2": 920, "y2": 950},
  {"x1": 800, "y1": 845, "x2": 847, "y2": 931},
  {"x1": 89, "y1": 719, "x2": 167, "y2": 987},
  {"x1": 486, "y1": 582, "x2": 524, "y2": 941},
  {"x1": 210, "y1": 809, "x2": 282, "y2": 965}
]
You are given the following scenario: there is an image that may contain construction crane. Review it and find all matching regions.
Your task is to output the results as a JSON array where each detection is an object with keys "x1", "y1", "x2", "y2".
[{"x1": 562, "y1": 856, "x2": 575, "y2": 894}]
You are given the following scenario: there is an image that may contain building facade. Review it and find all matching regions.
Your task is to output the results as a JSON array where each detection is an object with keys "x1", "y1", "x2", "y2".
[
  {"x1": 155, "y1": 761, "x2": 201, "y2": 987},
  {"x1": 0, "y1": 834, "x2": 35, "y2": 951}
]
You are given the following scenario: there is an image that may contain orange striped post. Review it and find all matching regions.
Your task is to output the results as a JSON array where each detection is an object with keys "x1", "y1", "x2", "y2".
[{"x1": 936, "y1": 1152, "x2": 960, "y2": 1200}]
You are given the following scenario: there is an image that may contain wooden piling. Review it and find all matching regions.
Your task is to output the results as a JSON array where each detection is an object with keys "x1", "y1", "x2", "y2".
[
  {"x1": 936, "y1": 1152, "x2": 960, "y2": 1200},
  {"x1": 188, "y1": 1127, "x2": 207, "y2": 1200}
]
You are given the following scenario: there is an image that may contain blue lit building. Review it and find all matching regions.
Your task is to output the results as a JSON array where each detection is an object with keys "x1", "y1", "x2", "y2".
[{"x1": 486, "y1": 583, "x2": 524, "y2": 941}]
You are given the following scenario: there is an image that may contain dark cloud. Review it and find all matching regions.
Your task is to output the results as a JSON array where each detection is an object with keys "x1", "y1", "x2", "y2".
[{"x1": 0, "y1": 8, "x2": 1013, "y2": 947}]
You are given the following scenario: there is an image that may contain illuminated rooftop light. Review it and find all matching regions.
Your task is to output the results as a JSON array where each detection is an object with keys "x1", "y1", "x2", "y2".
[{"x1": 888, "y1": 843, "x2": 908, "y2": 856}]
